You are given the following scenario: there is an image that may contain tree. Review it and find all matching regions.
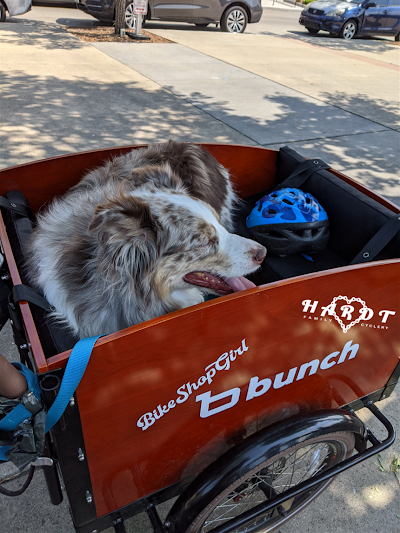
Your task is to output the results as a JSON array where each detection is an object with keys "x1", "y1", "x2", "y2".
[{"x1": 115, "y1": 0, "x2": 126, "y2": 34}]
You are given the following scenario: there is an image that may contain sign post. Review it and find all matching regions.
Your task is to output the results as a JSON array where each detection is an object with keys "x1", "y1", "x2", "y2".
[{"x1": 131, "y1": 0, "x2": 150, "y2": 40}]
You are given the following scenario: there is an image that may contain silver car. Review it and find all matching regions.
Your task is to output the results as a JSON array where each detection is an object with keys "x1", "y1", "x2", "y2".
[
  {"x1": 0, "y1": 0, "x2": 32, "y2": 21},
  {"x1": 0, "y1": 0, "x2": 32, "y2": 22}
]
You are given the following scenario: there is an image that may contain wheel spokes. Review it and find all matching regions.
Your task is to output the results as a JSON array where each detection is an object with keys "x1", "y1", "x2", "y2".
[
  {"x1": 203, "y1": 443, "x2": 333, "y2": 530},
  {"x1": 125, "y1": 4, "x2": 136, "y2": 29},
  {"x1": 227, "y1": 11, "x2": 245, "y2": 32}
]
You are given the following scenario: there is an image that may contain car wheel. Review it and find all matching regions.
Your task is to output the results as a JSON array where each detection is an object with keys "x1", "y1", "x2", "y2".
[
  {"x1": 0, "y1": 2, "x2": 6, "y2": 22},
  {"x1": 306, "y1": 27, "x2": 319, "y2": 34},
  {"x1": 221, "y1": 6, "x2": 248, "y2": 33},
  {"x1": 395, "y1": 31, "x2": 399, "y2": 41},
  {"x1": 125, "y1": 2, "x2": 146, "y2": 29},
  {"x1": 340, "y1": 19, "x2": 357, "y2": 40}
]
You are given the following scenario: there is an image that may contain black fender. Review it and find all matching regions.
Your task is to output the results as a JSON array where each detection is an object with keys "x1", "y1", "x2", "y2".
[{"x1": 166, "y1": 409, "x2": 366, "y2": 531}]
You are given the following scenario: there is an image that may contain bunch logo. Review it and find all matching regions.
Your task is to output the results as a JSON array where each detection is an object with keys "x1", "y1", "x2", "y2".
[
  {"x1": 196, "y1": 339, "x2": 360, "y2": 419},
  {"x1": 302, "y1": 297, "x2": 396, "y2": 332},
  {"x1": 137, "y1": 337, "x2": 362, "y2": 427}
]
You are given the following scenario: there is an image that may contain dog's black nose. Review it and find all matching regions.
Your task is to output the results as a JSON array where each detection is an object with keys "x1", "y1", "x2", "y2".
[{"x1": 253, "y1": 247, "x2": 266, "y2": 264}]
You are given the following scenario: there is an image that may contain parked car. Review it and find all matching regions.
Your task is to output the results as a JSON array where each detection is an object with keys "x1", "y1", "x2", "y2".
[
  {"x1": 299, "y1": 0, "x2": 400, "y2": 40},
  {"x1": 75, "y1": 0, "x2": 263, "y2": 33},
  {"x1": 0, "y1": 0, "x2": 32, "y2": 21},
  {"x1": 32, "y1": 0, "x2": 76, "y2": 6}
]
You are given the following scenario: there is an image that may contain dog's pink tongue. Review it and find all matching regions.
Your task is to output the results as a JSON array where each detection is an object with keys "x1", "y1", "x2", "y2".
[{"x1": 224, "y1": 276, "x2": 256, "y2": 292}]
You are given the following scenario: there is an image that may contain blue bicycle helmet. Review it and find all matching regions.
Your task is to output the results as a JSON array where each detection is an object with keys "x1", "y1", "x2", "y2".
[{"x1": 246, "y1": 188, "x2": 329, "y2": 255}]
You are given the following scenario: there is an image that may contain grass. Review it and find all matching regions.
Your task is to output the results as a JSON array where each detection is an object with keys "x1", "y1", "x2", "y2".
[
  {"x1": 375, "y1": 453, "x2": 399, "y2": 473},
  {"x1": 376, "y1": 453, "x2": 385, "y2": 472},
  {"x1": 375, "y1": 452, "x2": 400, "y2": 518},
  {"x1": 390, "y1": 456, "x2": 399, "y2": 473}
]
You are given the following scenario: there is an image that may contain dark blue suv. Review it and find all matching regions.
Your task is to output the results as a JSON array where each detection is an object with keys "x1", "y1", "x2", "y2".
[{"x1": 299, "y1": 0, "x2": 400, "y2": 40}]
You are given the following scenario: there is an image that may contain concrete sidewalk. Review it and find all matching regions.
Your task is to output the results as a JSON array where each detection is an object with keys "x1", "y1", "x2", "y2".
[
  {"x1": 0, "y1": 9, "x2": 399, "y2": 533},
  {"x1": 1, "y1": 7, "x2": 399, "y2": 203}
]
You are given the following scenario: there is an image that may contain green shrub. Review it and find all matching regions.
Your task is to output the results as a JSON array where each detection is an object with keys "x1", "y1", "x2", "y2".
[{"x1": 304, "y1": 0, "x2": 316, "y2": 4}]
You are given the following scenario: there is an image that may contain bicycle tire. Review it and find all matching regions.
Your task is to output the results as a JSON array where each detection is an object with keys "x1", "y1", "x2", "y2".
[{"x1": 165, "y1": 416, "x2": 359, "y2": 533}]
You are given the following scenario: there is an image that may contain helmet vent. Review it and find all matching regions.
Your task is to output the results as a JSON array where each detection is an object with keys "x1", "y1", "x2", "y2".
[{"x1": 268, "y1": 230, "x2": 289, "y2": 239}]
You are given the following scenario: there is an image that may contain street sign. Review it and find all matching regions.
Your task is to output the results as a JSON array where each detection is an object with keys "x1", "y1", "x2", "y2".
[{"x1": 133, "y1": 0, "x2": 147, "y2": 14}]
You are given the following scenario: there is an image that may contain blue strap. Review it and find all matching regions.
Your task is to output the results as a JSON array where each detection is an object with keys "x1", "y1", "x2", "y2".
[
  {"x1": 45, "y1": 335, "x2": 103, "y2": 433},
  {"x1": 0, "y1": 445, "x2": 12, "y2": 461},
  {"x1": 12, "y1": 363, "x2": 42, "y2": 401},
  {"x1": 0, "y1": 336, "x2": 102, "y2": 462},
  {"x1": 0, "y1": 403, "x2": 32, "y2": 432},
  {"x1": 0, "y1": 364, "x2": 40, "y2": 432},
  {"x1": 0, "y1": 364, "x2": 41, "y2": 461}
]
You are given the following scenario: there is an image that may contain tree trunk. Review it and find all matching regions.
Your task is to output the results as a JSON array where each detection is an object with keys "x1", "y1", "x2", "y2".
[{"x1": 115, "y1": 0, "x2": 126, "y2": 34}]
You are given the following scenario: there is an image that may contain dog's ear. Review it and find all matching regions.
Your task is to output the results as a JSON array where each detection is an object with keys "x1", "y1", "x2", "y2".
[
  {"x1": 88, "y1": 195, "x2": 158, "y2": 277},
  {"x1": 89, "y1": 195, "x2": 156, "y2": 243},
  {"x1": 130, "y1": 164, "x2": 184, "y2": 192}
]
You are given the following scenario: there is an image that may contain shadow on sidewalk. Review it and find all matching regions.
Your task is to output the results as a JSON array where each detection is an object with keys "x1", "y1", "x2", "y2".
[
  {"x1": 3, "y1": 19, "x2": 87, "y2": 50},
  {"x1": 160, "y1": 86, "x2": 399, "y2": 201},
  {"x1": 286, "y1": 29, "x2": 399, "y2": 50},
  {"x1": 318, "y1": 90, "x2": 399, "y2": 130},
  {"x1": 0, "y1": 71, "x2": 250, "y2": 169},
  {"x1": 257, "y1": 28, "x2": 399, "y2": 52}
]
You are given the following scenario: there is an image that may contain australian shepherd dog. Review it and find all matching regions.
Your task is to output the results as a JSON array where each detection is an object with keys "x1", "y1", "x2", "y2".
[{"x1": 28, "y1": 141, "x2": 266, "y2": 338}]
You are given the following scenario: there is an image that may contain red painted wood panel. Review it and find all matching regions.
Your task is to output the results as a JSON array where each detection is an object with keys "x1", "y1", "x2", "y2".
[
  {"x1": 74, "y1": 261, "x2": 399, "y2": 516},
  {"x1": 0, "y1": 144, "x2": 399, "y2": 518}
]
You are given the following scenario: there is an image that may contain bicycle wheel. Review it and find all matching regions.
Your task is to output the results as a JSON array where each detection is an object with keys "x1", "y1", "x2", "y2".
[{"x1": 166, "y1": 430, "x2": 355, "y2": 533}]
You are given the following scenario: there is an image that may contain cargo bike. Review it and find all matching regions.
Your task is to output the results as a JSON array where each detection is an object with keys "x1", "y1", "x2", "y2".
[{"x1": 0, "y1": 144, "x2": 399, "y2": 533}]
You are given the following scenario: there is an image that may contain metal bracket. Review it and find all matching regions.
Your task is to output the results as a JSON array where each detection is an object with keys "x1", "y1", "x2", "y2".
[
  {"x1": 146, "y1": 502, "x2": 167, "y2": 533},
  {"x1": 31, "y1": 457, "x2": 54, "y2": 468}
]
